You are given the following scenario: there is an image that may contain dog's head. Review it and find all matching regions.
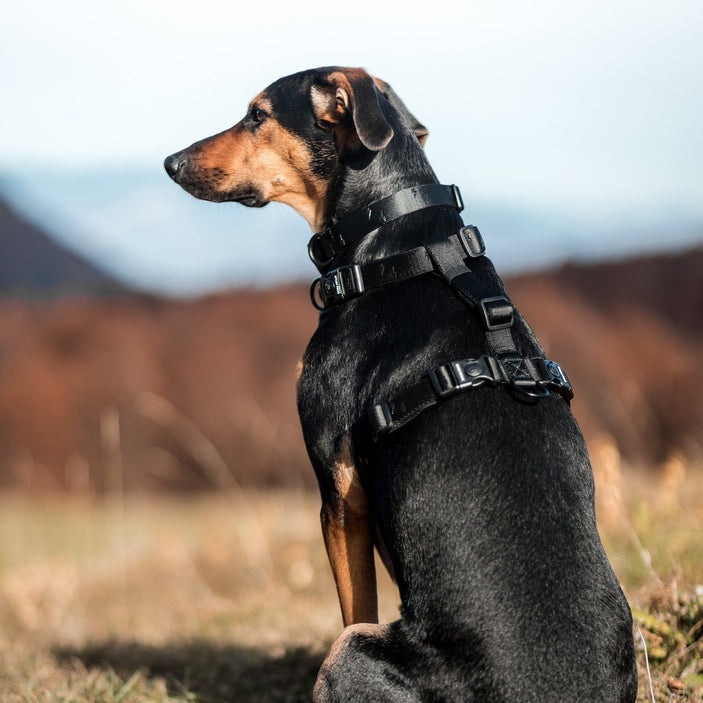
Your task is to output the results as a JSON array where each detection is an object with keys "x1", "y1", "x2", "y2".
[{"x1": 164, "y1": 67, "x2": 428, "y2": 231}]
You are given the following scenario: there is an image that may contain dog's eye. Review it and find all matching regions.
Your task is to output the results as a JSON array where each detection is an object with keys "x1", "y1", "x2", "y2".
[{"x1": 250, "y1": 107, "x2": 266, "y2": 124}]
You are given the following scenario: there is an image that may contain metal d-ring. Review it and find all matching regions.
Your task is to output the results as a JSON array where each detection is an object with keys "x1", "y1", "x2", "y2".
[
  {"x1": 309, "y1": 278, "x2": 326, "y2": 311},
  {"x1": 307, "y1": 235, "x2": 335, "y2": 271},
  {"x1": 509, "y1": 381, "x2": 550, "y2": 399}
]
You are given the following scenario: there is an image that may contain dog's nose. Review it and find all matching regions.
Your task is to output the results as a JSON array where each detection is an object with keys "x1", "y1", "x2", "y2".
[{"x1": 164, "y1": 153, "x2": 188, "y2": 179}]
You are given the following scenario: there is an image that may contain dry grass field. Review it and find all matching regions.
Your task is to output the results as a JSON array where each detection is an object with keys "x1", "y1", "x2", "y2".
[{"x1": 0, "y1": 442, "x2": 701, "y2": 702}]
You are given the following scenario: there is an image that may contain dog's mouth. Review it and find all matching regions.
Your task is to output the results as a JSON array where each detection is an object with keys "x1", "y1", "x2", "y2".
[
  {"x1": 226, "y1": 190, "x2": 267, "y2": 208},
  {"x1": 186, "y1": 185, "x2": 268, "y2": 208},
  {"x1": 165, "y1": 161, "x2": 267, "y2": 207},
  {"x1": 189, "y1": 185, "x2": 266, "y2": 207}
]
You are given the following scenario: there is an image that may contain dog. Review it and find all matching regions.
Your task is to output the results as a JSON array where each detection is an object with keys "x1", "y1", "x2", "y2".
[{"x1": 165, "y1": 66, "x2": 637, "y2": 702}]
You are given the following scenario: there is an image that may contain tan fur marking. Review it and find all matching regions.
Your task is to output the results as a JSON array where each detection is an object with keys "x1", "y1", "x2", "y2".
[
  {"x1": 312, "y1": 71, "x2": 376, "y2": 153},
  {"x1": 249, "y1": 94, "x2": 272, "y2": 112},
  {"x1": 330, "y1": 68, "x2": 369, "y2": 91},
  {"x1": 310, "y1": 84, "x2": 337, "y2": 119},
  {"x1": 321, "y1": 436, "x2": 378, "y2": 626},
  {"x1": 334, "y1": 436, "x2": 366, "y2": 512},
  {"x1": 188, "y1": 101, "x2": 330, "y2": 230}
]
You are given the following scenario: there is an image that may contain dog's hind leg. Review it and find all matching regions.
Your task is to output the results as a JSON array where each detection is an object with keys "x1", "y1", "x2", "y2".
[{"x1": 314, "y1": 622, "x2": 422, "y2": 703}]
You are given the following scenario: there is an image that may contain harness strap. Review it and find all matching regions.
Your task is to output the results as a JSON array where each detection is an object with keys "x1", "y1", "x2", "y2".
[
  {"x1": 311, "y1": 226, "x2": 488, "y2": 311},
  {"x1": 311, "y1": 225, "x2": 520, "y2": 360},
  {"x1": 308, "y1": 183, "x2": 463, "y2": 271},
  {"x1": 304, "y1": 183, "x2": 575, "y2": 441},
  {"x1": 421, "y1": 232, "x2": 514, "y2": 332},
  {"x1": 368, "y1": 355, "x2": 574, "y2": 439},
  {"x1": 310, "y1": 246, "x2": 431, "y2": 310}
]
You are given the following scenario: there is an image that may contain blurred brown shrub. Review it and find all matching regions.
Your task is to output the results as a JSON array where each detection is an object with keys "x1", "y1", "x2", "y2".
[{"x1": 0, "y1": 286, "x2": 316, "y2": 492}]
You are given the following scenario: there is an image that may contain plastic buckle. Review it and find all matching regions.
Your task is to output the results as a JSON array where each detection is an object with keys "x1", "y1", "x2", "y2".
[
  {"x1": 317, "y1": 264, "x2": 365, "y2": 307},
  {"x1": 368, "y1": 401, "x2": 393, "y2": 439},
  {"x1": 458, "y1": 225, "x2": 486, "y2": 258},
  {"x1": 451, "y1": 184, "x2": 464, "y2": 213},
  {"x1": 544, "y1": 360, "x2": 574, "y2": 400},
  {"x1": 479, "y1": 296, "x2": 514, "y2": 330},
  {"x1": 428, "y1": 356, "x2": 494, "y2": 398}
]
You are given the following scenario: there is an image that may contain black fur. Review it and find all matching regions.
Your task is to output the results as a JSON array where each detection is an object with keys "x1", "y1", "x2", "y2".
[{"x1": 167, "y1": 67, "x2": 638, "y2": 702}]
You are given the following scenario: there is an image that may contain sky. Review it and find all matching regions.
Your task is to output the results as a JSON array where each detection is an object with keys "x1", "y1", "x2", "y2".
[{"x1": 1, "y1": 0, "x2": 702, "y2": 293}]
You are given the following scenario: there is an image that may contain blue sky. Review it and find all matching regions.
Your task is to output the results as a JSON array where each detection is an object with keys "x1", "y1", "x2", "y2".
[{"x1": 1, "y1": 1, "x2": 702, "y2": 293}]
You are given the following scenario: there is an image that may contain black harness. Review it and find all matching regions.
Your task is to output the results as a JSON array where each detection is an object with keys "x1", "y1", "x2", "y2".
[
  {"x1": 308, "y1": 183, "x2": 464, "y2": 271},
  {"x1": 308, "y1": 184, "x2": 573, "y2": 440}
]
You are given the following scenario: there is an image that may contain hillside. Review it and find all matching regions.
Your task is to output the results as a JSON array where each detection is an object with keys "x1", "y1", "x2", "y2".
[
  {"x1": 0, "y1": 245, "x2": 701, "y2": 492},
  {"x1": 0, "y1": 195, "x2": 125, "y2": 296}
]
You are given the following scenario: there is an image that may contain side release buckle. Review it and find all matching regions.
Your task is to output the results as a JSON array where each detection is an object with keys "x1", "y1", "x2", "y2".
[
  {"x1": 427, "y1": 356, "x2": 497, "y2": 398},
  {"x1": 310, "y1": 264, "x2": 365, "y2": 310},
  {"x1": 542, "y1": 359, "x2": 574, "y2": 400}
]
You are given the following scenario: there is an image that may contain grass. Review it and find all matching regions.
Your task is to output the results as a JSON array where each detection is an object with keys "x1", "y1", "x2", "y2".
[
  {"x1": 0, "y1": 447, "x2": 701, "y2": 702},
  {"x1": 0, "y1": 492, "x2": 338, "y2": 702}
]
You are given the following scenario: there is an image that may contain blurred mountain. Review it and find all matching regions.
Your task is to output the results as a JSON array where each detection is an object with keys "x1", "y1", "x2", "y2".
[
  {"x1": 0, "y1": 195, "x2": 126, "y2": 297},
  {"x1": 0, "y1": 245, "x2": 701, "y2": 493}
]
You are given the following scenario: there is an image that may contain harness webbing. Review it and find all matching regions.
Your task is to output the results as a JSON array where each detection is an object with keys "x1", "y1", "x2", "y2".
[
  {"x1": 306, "y1": 185, "x2": 574, "y2": 441},
  {"x1": 421, "y1": 232, "x2": 515, "y2": 335},
  {"x1": 311, "y1": 225, "x2": 517, "y2": 351},
  {"x1": 310, "y1": 226, "x2": 487, "y2": 311},
  {"x1": 308, "y1": 183, "x2": 463, "y2": 271},
  {"x1": 367, "y1": 355, "x2": 573, "y2": 439}
]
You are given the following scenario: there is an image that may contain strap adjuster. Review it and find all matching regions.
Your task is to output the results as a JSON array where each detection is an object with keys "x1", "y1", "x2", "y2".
[
  {"x1": 458, "y1": 225, "x2": 485, "y2": 258},
  {"x1": 451, "y1": 184, "x2": 464, "y2": 212},
  {"x1": 479, "y1": 296, "x2": 514, "y2": 330},
  {"x1": 367, "y1": 401, "x2": 394, "y2": 438}
]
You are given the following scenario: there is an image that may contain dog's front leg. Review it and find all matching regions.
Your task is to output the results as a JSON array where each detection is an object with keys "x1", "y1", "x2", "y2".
[
  {"x1": 321, "y1": 500, "x2": 378, "y2": 626},
  {"x1": 320, "y1": 440, "x2": 378, "y2": 626}
]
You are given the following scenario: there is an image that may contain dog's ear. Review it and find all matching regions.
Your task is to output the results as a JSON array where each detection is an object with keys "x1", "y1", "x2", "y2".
[
  {"x1": 311, "y1": 68, "x2": 394, "y2": 152},
  {"x1": 372, "y1": 77, "x2": 429, "y2": 147}
]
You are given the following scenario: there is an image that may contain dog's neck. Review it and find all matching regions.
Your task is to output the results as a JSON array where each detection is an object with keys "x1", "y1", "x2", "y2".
[
  {"x1": 314, "y1": 126, "x2": 463, "y2": 265},
  {"x1": 326, "y1": 121, "x2": 438, "y2": 227}
]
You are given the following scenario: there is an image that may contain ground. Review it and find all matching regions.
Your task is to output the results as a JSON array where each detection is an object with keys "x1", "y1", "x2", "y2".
[{"x1": 0, "y1": 446, "x2": 701, "y2": 702}]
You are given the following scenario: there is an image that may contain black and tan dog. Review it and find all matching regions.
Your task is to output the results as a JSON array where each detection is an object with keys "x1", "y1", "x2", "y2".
[{"x1": 165, "y1": 66, "x2": 637, "y2": 702}]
